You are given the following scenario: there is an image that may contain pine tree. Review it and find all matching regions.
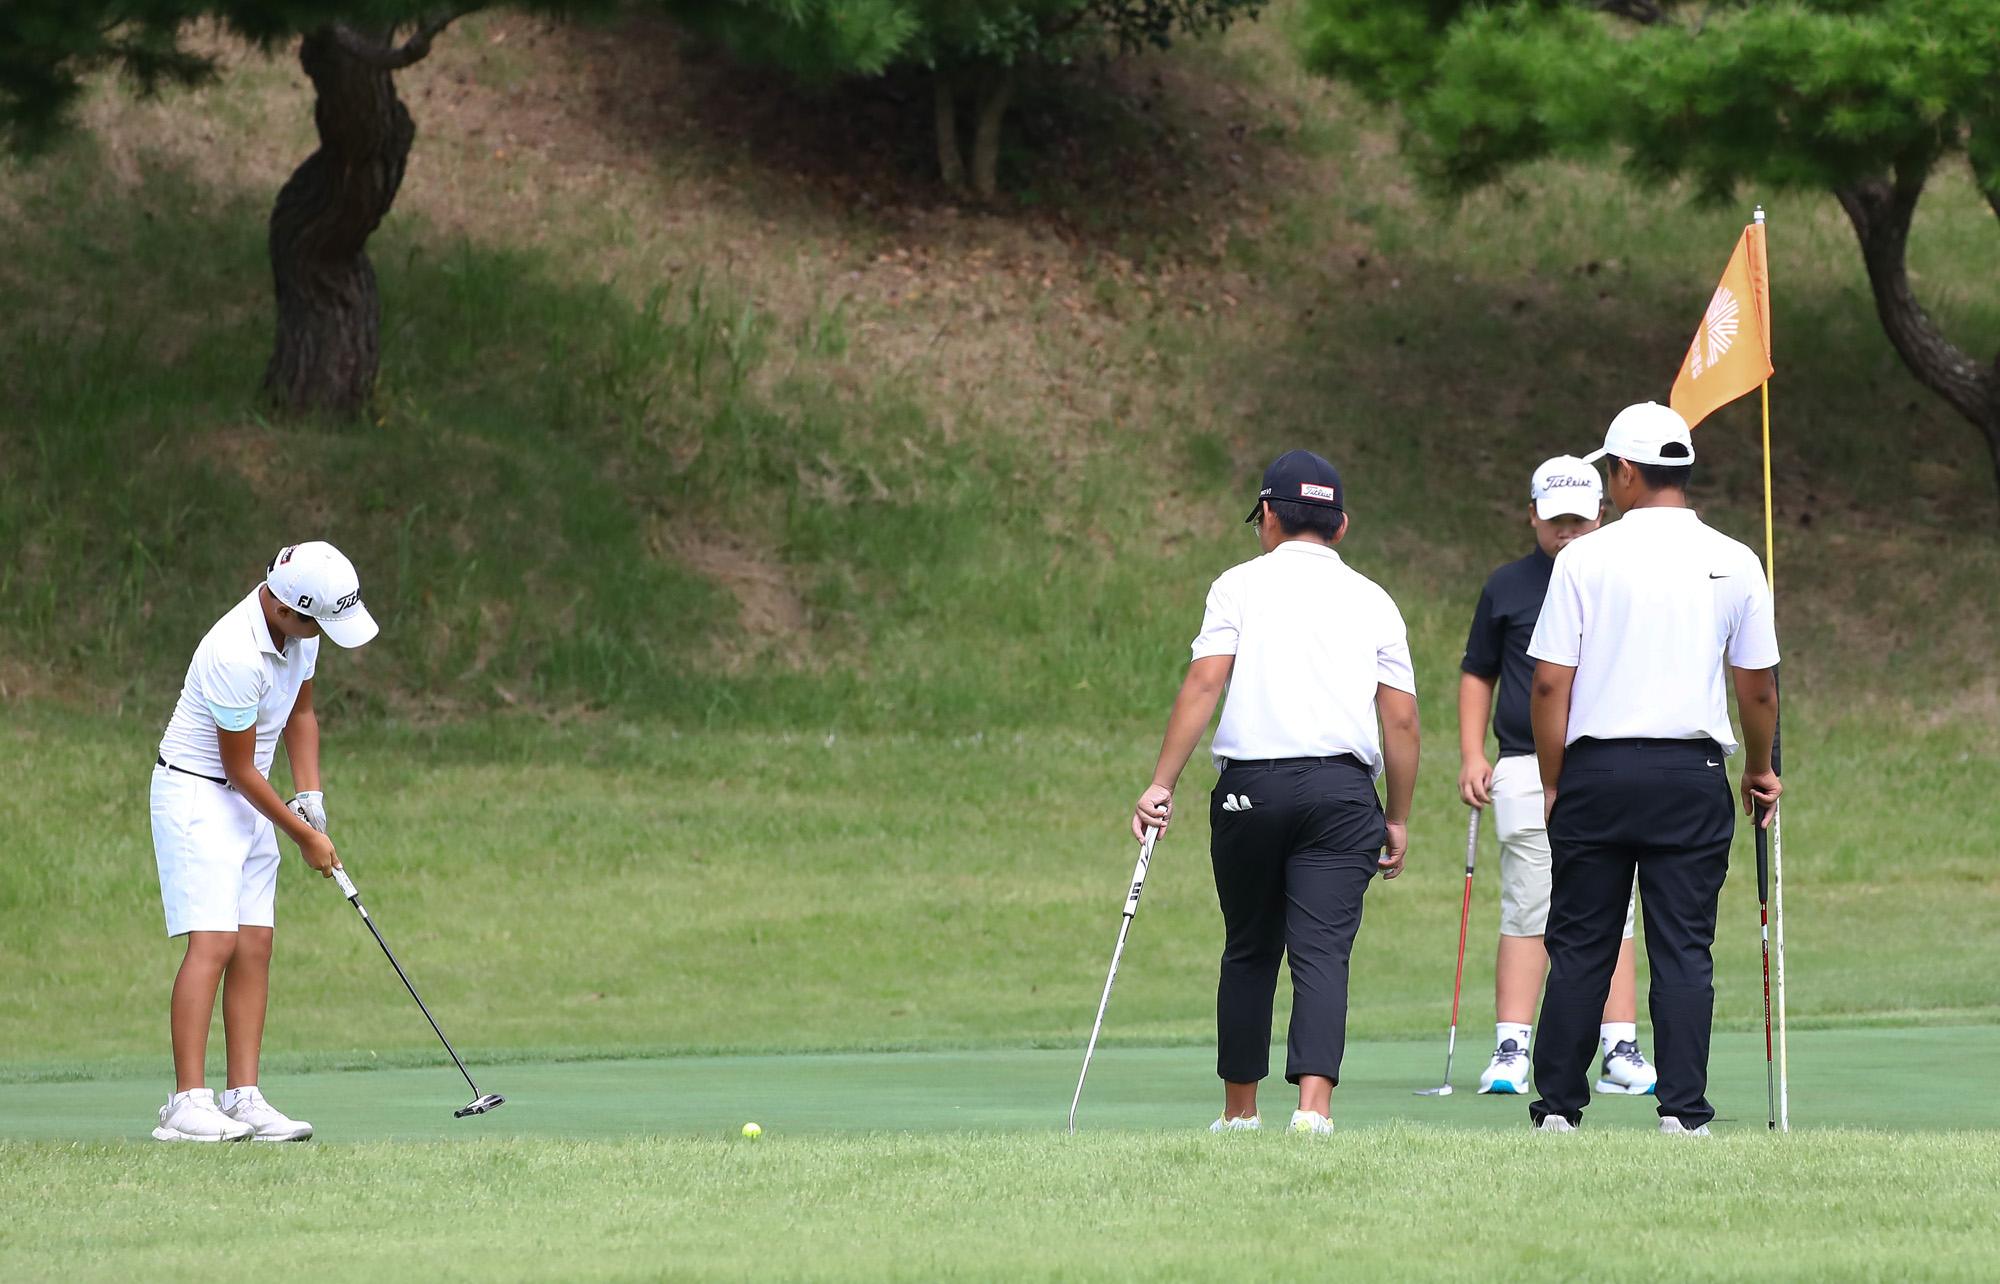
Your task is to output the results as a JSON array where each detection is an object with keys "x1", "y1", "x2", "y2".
[
  {"x1": 1300, "y1": 0, "x2": 2000, "y2": 496},
  {"x1": 663, "y1": 0, "x2": 1265, "y2": 198}
]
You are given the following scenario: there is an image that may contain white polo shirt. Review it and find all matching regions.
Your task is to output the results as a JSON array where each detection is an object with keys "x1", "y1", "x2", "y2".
[
  {"x1": 1191, "y1": 540, "x2": 1416, "y2": 775},
  {"x1": 1527, "y1": 507, "x2": 1779, "y2": 754},
  {"x1": 157, "y1": 589, "x2": 319, "y2": 780}
]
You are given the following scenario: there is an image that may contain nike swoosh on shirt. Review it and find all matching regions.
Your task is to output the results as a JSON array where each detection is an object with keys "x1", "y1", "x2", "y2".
[{"x1": 1708, "y1": 573, "x2": 1729, "y2": 579}]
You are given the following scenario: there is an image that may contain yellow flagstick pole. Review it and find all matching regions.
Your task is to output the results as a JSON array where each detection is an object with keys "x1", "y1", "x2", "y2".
[{"x1": 1755, "y1": 206, "x2": 1791, "y2": 1134}]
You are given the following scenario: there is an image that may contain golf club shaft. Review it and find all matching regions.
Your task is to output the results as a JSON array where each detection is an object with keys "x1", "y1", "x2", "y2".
[
  {"x1": 331, "y1": 867, "x2": 483, "y2": 1098},
  {"x1": 1441, "y1": 808, "x2": 1480, "y2": 1083},
  {"x1": 1068, "y1": 826, "x2": 1158, "y2": 1133},
  {"x1": 1755, "y1": 808, "x2": 1775, "y2": 1131}
]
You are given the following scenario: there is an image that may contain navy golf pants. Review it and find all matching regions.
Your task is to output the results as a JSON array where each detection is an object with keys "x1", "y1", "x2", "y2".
[
  {"x1": 1210, "y1": 758, "x2": 1385, "y2": 1087},
  {"x1": 1531, "y1": 738, "x2": 1736, "y2": 1129}
]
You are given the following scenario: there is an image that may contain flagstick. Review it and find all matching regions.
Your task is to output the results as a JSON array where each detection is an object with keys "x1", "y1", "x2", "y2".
[{"x1": 1760, "y1": 369, "x2": 1792, "y2": 1135}]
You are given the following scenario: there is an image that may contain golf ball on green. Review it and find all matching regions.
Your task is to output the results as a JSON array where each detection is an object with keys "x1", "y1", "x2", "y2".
[{"x1": 742, "y1": 1122, "x2": 762, "y2": 1139}]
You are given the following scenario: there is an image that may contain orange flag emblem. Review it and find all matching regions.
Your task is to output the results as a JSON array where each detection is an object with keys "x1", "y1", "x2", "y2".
[{"x1": 1670, "y1": 222, "x2": 1773, "y2": 429}]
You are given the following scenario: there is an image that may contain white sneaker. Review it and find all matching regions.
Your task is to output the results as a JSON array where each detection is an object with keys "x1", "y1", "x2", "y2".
[
  {"x1": 1535, "y1": 1113, "x2": 1577, "y2": 1133},
  {"x1": 1659, "y1": 1116, "x2": 1711, "y2": 1136},
  {"x1": 1289, "y1": 1110, "x2": 1335, "y2": 1136},
  {"x1": 1478, "y1": 1038, "x2": 1530, "y2": 1094},
  {"x1": 219, "y1": 1086, "x2": 314, "y2": 1142},
  {"x1": 1209, "y1": 1114, "x2": 1261, "y2": 1133},
  {"x1": 152, "y1": 1088, "x2": 254, "y2": 1142},
  {"x1": 1596, "y1": 1040, "x2": 1659, "y2": 1095}
]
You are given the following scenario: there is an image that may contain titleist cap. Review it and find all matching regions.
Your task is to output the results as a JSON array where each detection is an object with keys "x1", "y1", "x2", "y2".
[
  {"x1": 1530, "y1": 455, "x2": 1603, "y2": 520},
  {"x1": 265, "y1": 541, "x2": 379, "y2": 649},
  {"x1": 1583, "y1": 401, "x2": 1695, "y2": 468},
  {"x1": 1246, "y1": 449, "x2": 1345, "y2": 524}
]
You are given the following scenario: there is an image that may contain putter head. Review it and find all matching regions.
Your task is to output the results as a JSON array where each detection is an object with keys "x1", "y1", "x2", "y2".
[
  {"x1": 1413, "y1": 1085, "x2": 1454, "y2": 1096},
  {"x1": 455, "y1": 1093, "x2": 505, "y2": 1118}
]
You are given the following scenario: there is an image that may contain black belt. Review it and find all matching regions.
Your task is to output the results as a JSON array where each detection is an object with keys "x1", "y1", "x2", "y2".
[
  {"x1": 157, "y1": 755, "x2": 230, "y2": 788},
  {"x1": 1219, "y1": 754, "x2": 1369, "y2": 772},
  {"x1": 1570, "y1": 737, "x2": 1722, "y2": 754}
]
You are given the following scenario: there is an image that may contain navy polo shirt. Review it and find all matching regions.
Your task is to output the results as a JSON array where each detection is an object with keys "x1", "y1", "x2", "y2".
[{"x1": 1461, "y1": 547, "x2": 1554, "y2": 759}]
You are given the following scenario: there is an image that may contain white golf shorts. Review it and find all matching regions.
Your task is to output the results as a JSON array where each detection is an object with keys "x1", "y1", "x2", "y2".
[
  {"x1": 1492, "y1": 755, "x2": 1634, "y2": 940},
  {"x1": 150, "y1": 764, "x2": 280, "y2": 937}
]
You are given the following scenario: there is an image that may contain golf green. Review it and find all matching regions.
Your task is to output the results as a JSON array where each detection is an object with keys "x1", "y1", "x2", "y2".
[{"x1": 4, "y1": 1025, "x2": 1992, "y2": 1142}]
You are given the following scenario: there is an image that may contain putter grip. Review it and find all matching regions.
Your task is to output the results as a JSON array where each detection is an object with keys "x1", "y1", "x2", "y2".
[
  {"x1": 1753, "y1": 809, "x2": 1770, "y2": 903},
  {"x1": 331, "y1": 866, "x2": 360, "y2": 900},
  {"x1": 1123, "y1": 829, "x2": 1158, "y2": 917}
]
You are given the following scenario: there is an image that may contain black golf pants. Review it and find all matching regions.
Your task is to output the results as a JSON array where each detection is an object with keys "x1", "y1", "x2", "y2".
[
  {"x1": 1530, "y1": 738, "x2": 1736, "y2": 1129},
  {"x1": 1210, "y1": 758, "x2": 1385, "y2": 1087}
]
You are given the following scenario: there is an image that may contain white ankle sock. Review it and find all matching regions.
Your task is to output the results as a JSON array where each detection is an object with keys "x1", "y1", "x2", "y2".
[
  {"x1": 1497, "y1": 1022, "x2": 1531, "y2": 1049},
  {"x1": 1601, "y1": 1022, "x2": 1637, "y2": 1053},
  {"x1": 218, "y1": 1086, "x2": 256, "y2": 1110}
]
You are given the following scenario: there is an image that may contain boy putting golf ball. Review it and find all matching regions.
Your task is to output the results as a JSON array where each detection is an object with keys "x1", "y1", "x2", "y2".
[{"x1": 148, "y1": 542, "x2": 378, "y2": 1142}]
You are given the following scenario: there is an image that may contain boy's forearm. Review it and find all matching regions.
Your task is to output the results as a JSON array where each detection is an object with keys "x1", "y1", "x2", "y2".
[
  {"x1": 282, "y1": 710, "x2": 322, "y2": 794},
  {"x1": 1150, "y1": 656, "x2": 1232, "y2": 790},
  {"x1": 1734, "y1": 666, "x2": 1779, "y2": 775},
  {"x1": 1531, "y1": 661, "x2": 1576, "y2": 793},
  {"x1": 1457, "y1": 672, "x2": 1495, "y2": 761},
  {"x1": 1377, "y1": 687, "x2": 1420, "y2": 824}
]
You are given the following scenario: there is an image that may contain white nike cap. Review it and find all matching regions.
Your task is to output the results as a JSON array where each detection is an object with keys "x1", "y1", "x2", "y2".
[
  {"x1": 265, "y1": 541, "x2": 379, "y2": 648},
  {"x1": 1530, "y1": 455, "x2": 1603, "y2": 520},
  {"x1": 1583, "y1": 401, "x2": 1696, "y2": 467}
]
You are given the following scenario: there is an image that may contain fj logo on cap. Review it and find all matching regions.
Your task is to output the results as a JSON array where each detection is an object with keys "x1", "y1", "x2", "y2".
[
  {"x1": 1299, "y1": 483, "x2": 1337, "y2": 502},
  {"x1": 296, "y1": 594, "x2": 313, "y2": 609}
]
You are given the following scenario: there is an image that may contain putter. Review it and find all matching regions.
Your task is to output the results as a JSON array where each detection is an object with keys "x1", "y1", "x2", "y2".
[
  {"x1": 1416, "y1": 806, "x2": 1482, "y2": 1096},
  {"x1": 1068, "y1": 824, "x2": 1160, "y2": 1133},
  {"x1": 330, "y1": 867, "x2": 504, "y2": 1118}
]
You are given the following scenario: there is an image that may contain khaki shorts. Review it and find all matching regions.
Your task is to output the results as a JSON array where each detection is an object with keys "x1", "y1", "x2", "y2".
[{"x1": 1492, "y1": 754, "x2": 1634, "y2": 939}]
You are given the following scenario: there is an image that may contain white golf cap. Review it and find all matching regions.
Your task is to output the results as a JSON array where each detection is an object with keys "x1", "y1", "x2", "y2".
[
  {"x1": 1582, "y1": 401, "x2": 1695, "y2": 467},
  {"x1": 265, "y1": 541, "x2": 379, "y2": 648},
  {"x1": 1530, "y1": 455, "x2": 1603, "y2": 520}
]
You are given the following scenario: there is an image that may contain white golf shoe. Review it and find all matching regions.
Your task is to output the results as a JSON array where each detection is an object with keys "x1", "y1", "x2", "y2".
[
  {"x1": 1596, "y1": 1040, "x2": 1659, "y2": 1095},
  {"x1": 1289, "y1": 1110, "x2": 1335, "y2": 1136},
  {"x1": 219, "y1": 1086, "x2": 314, "y2": 1142},
  {"x1": 1535, "y1": 1113, "x2": 1577, "y2": 1133},
  {"x1": 1478, "y1": 1039, "x2": 1530, "y2": 1095},
  {"x1": 1209, "y1": 1114, "x2": 1261, "y2": 1133},
  {"x1": 152, "y1": 1088, "x2": 254, "y2": 1143},
  {"x1": 1659, "y1": 1116, "x2": 1711, "y2": 1136}
]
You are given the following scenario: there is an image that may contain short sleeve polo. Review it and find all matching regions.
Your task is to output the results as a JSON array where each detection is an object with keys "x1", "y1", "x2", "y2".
[
  {"x1": 1461, "y1": 548, "x2": 1555, "y2": 759},
  {"x1": 1192, "y1": 541, "x2": 1415, "y2": 775},
  {"x1": 157, "y1": 589, "x2": 321, "y2": 780},
  {"x1": 1527, "y1": 508, "x2": 1778, "y2": 753}
]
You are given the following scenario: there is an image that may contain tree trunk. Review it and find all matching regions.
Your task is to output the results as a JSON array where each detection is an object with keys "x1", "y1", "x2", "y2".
[
  {"x1": 1835, "y1": 166, "x2": 2000, "y2": 497},
  {"x1": 262, "y1": 25, "x2": 419, "y2": 416},
  {"x1": 934, "y1": 71, "x2": 965, "y2": 191},
  {"x1": 970, "y1": 64, "x2": 1015, "y2": 200}
]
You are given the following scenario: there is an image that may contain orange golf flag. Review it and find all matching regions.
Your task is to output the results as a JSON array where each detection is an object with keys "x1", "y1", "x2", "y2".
[{"x1": 1670, "y1": 221, "x2": 1772, "y2": 429}]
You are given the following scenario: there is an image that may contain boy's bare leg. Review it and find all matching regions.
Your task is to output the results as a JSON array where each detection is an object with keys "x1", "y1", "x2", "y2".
[
  {"x1": 171, "y1": 931, "x2": 239, "y2": 1092},
  {"x1": 1604, "y1": 936, "x2": 1638, "y2": 1024},
  {"x1": 1499, "y1": 933, "x2": 1638, "y2": 1025},
  {"x1": 223, "y1": 926, "x2": 273, "y2": 1089},
  {"x1": 1495, "y1": 933, "x2": 1548, "y2": 1024}
]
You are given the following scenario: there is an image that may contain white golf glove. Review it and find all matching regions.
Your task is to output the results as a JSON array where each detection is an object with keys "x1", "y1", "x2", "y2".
[{"x1": 288, "y1": 791, "x2": 328, "y2": 834}]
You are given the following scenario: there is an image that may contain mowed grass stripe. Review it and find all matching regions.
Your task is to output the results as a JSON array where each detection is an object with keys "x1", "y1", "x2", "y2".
[
  {"x1": 6, "y1": 1027, "x2": 2000, "y2": 1143},
  {"x1": 4, "y1": 1129, "x2": 1999, "y2": 1283}
]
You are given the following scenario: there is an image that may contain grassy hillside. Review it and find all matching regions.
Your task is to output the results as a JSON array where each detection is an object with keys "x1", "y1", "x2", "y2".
[
  {"x1": 1, "y1": 6, "x2": 1996, "y2": 1079},
  {"x1": 2, "y1": 7, "x2": 1996, "y2": 733}
]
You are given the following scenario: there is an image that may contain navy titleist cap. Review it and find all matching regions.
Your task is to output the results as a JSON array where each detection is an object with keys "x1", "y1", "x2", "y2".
[{"x1": 1246, "y1": 449, "x2": 1345, "y2": 524}]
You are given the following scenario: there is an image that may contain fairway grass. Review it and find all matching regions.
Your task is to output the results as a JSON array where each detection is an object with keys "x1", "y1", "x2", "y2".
[{"x1": 6, "y1": 1128, "x2": 1998, "y2": 1282}]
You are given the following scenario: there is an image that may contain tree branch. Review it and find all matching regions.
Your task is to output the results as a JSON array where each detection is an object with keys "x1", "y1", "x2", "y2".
[
  {"x1": 1592, "y1": 0, "x2": 1668, "y2": 24},
  {"x1": 325, "y1": 8, "x2": 478, "y2": 72},
  {"x1": 1834, "y1": 163, "x2": 1996, "y2": 430}
]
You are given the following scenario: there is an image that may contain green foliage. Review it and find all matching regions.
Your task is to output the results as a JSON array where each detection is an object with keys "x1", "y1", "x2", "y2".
[
  {"x1": 662, "y1": 0, "x2": 1265, "y2": 78},
  {"x1": 1298, "y1": 0, "x2": 2000, "y2": 200},
  {"x1": 0, "y1": 2, "x2": 215, "y2": 153}
]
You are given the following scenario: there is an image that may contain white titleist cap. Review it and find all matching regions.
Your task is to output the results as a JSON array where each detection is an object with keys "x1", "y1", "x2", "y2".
[
  {"x1": 1530, "y1": 455, "x2": 1603, "y2": 520},
  {"x1": 265, "y1": 541, "x2": 379, "y2": 648},
  {"x1": 1583, "y1": 401, "x2": 1695, "y2": 467}
]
